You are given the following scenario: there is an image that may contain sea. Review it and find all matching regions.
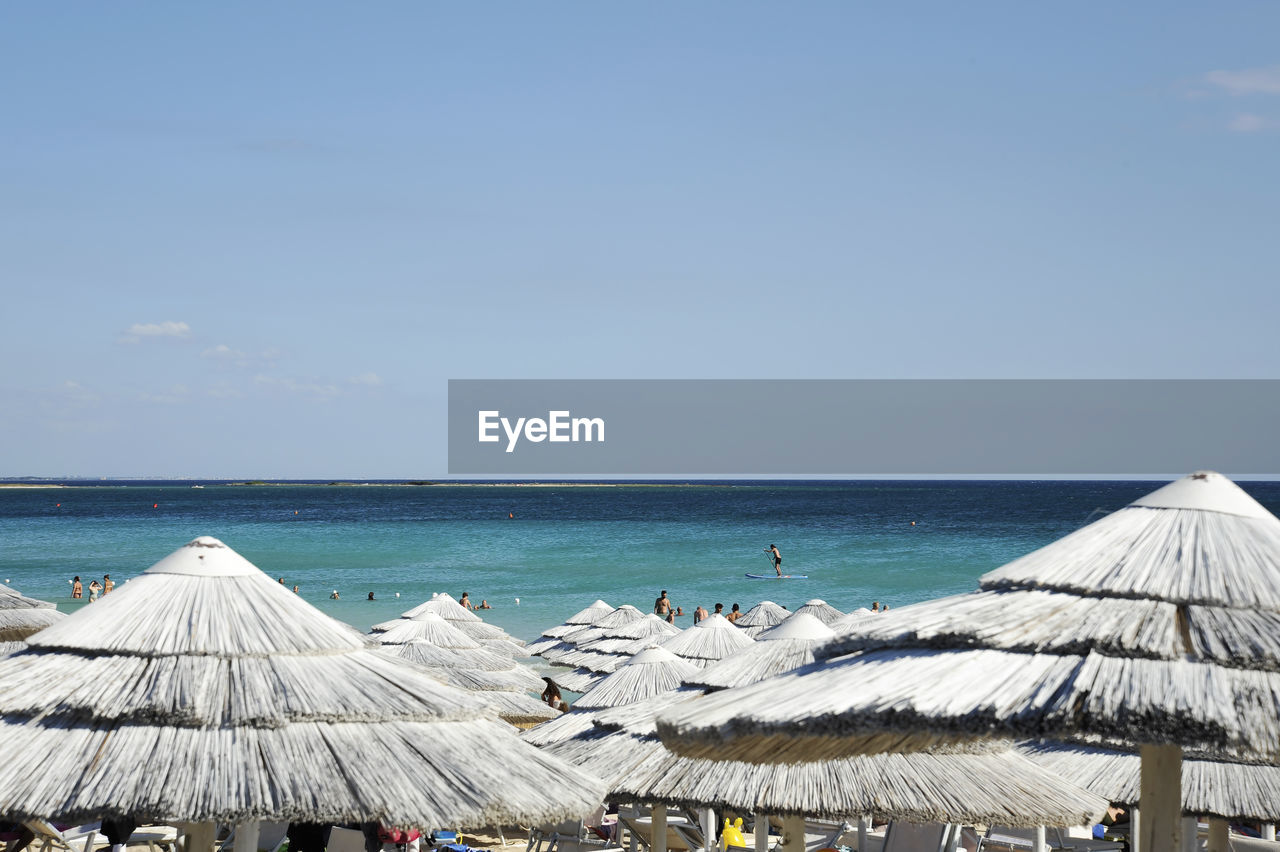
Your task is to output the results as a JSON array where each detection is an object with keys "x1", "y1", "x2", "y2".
[{"x1": 4, "y1": 480, "x2": 1279, "y2": 645}]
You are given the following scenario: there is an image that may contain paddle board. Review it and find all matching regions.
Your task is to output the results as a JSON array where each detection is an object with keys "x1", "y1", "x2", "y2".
[{"x1": 744, "y1": 573, "x2": 808, "y2": 580}]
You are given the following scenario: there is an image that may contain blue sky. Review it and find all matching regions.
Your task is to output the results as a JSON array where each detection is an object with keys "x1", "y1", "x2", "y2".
[{"x1": 3, "y1": 3, "x2": 1278, "y2": 477}]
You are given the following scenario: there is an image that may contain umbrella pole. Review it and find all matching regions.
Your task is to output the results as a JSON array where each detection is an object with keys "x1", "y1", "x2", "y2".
[
  {"x1": 1032, "y1": 826, "x2": 1046, "y2": 852},
  {"x1": 701, "y1": 808, "x2": 714, "y2": 852},
  {"x1": 857, "y1": 816, "x2": 869, "y2": 852},
  {"x1": 1139, "y1": 744, "x2": 1182, "y2": 852},
  {"x1": 233, "y1": 822, "x2": 260, "y2": 852},
  {"x1": 754, "y1": 816, "x2": 769, "y2": 852},
  {"x1": 1131, "y1": 808, "x2": 1141, "y2": 852},
  {"x1": 781, "y1": 816, "x2": 804, "y2": 852},
  {"x1": 1206, "y1": 818, "x2": 1228, "y2": 852},
  {"x1": 1264, "y1": 826, "x2": 1276, "y2": 842},
  {"x1": 653, "y1": 805, "x2": 668, "y2": 852},
  {"x1": 182, "y1": 822, "x2": 217, "y2": 852}
]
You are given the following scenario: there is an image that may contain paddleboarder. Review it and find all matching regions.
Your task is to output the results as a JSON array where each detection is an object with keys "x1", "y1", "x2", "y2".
[{"x1": 767, "y1": 544, "x2": 782, "y2": 577}]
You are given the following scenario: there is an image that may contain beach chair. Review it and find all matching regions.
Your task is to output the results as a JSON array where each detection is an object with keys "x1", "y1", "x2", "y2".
[
  {"x1": 214, "y1": 823, "x2": 286, "y2": 852},
  {"x1": 123, "y1": 825, "x2": 183, "y2": 852},
  {"x1": 327, "y1": 828, "x2": 369, "y2": 852},
  {"x1": 765, "y1": 818, "x2": 858, "y2": 852},
  {"x1": 615, "y1": 809, "x2": 696, "y2": 852},
  {"x1": 23, "y1": 820, "x2": 102, "y2": 852},
  {"x1": 880, "y1": 822, "x2": 959, "y2": 852},
  {"x1": 978, "y1": 826, "x2": 1123, "y2": 852}
]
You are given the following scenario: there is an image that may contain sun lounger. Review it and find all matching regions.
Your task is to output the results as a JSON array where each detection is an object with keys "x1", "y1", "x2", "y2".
[
  {"x1": 616, "y1": 809, "x2": 697, "y2": 852},
  {"x1": 327, "y1": 828, "x2": 369, "y2": 852},
  {"x1": 23, "y1": 820, "x2": 102, "y2": 852},
  {"x1": 881, "y1": 822, "x2": 959, "y2": 852},
  {"x1": 978, "y1": 826, "x2": 1123, "y2": 852}
]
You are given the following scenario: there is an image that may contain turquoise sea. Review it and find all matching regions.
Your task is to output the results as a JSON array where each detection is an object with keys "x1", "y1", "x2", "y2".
[{"x1": 4, "y1": 480, "x2": 1280, "y2": 643}]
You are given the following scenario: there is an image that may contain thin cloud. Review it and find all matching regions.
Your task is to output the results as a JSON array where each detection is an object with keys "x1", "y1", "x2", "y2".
[
  {"x1": 1205, "y1": 65, "x2": 1280, "y2": 96},
  {"x1": 253, "y1": 374, "x2": 341, "y2": 400},
  {"x1": 120, "y1": 321, "x2": 191, "y2": 344},
  {"x1": 202, "y1": 344, "x2": 282, "y2": 369},
  {"x1": 348, "y1": 372, "x2": 383, "y2": 387},
  {"x1": 1228, "y1": 113, "x2": 1272, "y2": 133}
]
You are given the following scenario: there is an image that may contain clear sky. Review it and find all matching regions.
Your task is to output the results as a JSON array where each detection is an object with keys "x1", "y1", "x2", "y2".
[{"x1": 3, "y1": 3, "x2": 1278, "y2": 478}]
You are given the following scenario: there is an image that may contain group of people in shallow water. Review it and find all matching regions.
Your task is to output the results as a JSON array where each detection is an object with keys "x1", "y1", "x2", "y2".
[
  {"x1": 654, "y1": 590, "x2": 744, "y2": 624},
  {"x1": 69, "y1": 574, "x2": 113, "y2": 602}
]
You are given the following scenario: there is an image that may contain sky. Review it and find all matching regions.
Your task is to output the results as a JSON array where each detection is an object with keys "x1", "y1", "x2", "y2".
[{"x1": 2, "y1": 2, "x2": 1278, "y2": 478}]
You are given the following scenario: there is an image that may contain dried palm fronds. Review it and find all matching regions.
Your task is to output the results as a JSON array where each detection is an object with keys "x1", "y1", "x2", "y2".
[
  {"x1": 375, "y1": 612, "x2": 484, "y2": 649},
  {"x1": 658, "y1": 472, "x2": 1280, "y2": 768},
  {"x1": 686, "y1": 613, "x2": 835, "y2": 691},
  {"x1": 552, "y1": 668, "x2": 608, "y2": 693},
  {"x1": 790, "y1": 599, "x2": 846, "y2": 626},
  {"x1": 734, "y1": 600, "x2": 788, "y2": 629},
  {"x1": 402, "y1": 593, "x2": 482, "y2": 622},
  {"x1": 0, "y1": 537, "x2": 605, "y2": 827},
  {"x1": 1021, "y1": 742, "x2": 1280, "y2": 822},
  {"x1": 657, "y1": 613, "x2": 754, "y2": 664},
  {"x1": 574, "y1": 647, "x2": 701, "y2": 710},
  {"x1": 522, "y1": 708, "x2": 604, "y2": 747},
  {"x1": 0, "y1": 607, "x2": 65, "y2": 642},
  {"x1": 612, "y1": 742, "x2": 1107, "y2": 827}
]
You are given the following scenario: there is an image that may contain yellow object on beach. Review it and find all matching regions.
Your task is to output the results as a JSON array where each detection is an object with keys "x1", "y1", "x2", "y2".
[{"x1": 720, "y1": 818, "x2": 745, "y2": 851}]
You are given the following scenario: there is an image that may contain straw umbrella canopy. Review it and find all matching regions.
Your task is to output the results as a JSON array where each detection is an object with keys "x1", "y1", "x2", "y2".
[
  {"x1": 658, "y1": 472, "x2": 1280, "y2": 852},
  {"x1": 734, "y1": 601, "x2": 789, "y2": 638},
  {"x1": 613, "y1": 741, "x2": 1108, "y2": 827},
  {"x1": 398, "y1": 593, "x2": 529, "y2": 655},
  {"x1": 546, "y1": 693, "x2": 1107, "y2": 828},
  {"x1": 550, "y1": 668, "x2": 608, "y2": 694},
  {"x1": 789, "y1": 599, "x2": 846, "y2": 627},
  {"x1": 0, "y1": 536, "x2": 604, "y2": 832},
  {"x1": 0, "y1": 584, "x2": 65, "y2": 642},
  {"x1": 657, "y1": 613, "x2": 755, "y2": 667},
  {"x1": 380, "y1": 639, "x2": 556, "y2": 727},
  {"x1": 554, "y1": 613, "x2": 679, "y2": 673},
  {"x1": 685, "y1": 613, "x2": 836, "y2": 692},
  {"x1": 527, "y1": 600, "x2": 615, "y2": 654},
  {"x1": 1021, "y1": 742, "x2": 1280, "y2": 824},
  {"x1": 522, "y1": 649, "x2": 698, "y2": 748},
  {"x1": 540, "y1": 606, "x2": 644, "y2": 666},
  {"x1": 388, "y1": 639, "x2": 546, "y2": 691},
  {"x1": 575, "y1": 647, "x2": 701, "y2": 710}
]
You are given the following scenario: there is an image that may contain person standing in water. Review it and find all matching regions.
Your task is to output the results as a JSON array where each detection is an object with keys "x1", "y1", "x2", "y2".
[
  {"x1": 103, "y1": 574, "x2": 115, "y2": 595},
  {"x1": 767, "y1": 544, "x2": 782, "y2": 576},
  {"x1": 71, "y1": 576, "x2": 82, "y2": 599}
]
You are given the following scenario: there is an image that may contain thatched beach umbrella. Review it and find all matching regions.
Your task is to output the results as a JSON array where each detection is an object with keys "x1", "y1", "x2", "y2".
[
  {"x1": 555, "y1": 613, "x2": 680, "y2": 675},
  {"x1": 575, "y1": 647, "x2": 701, "y2": 710},
  {"x1": 1022, "y1": 742, "x2": 1280, "y2": 825},
  {"x1": 614, "y1": 741, "x2": 1108, "y2": 828},
  {"x1": 685, "y1": 613, "x2": 835, "y2": 692},
  {"x1": 0, "y1": 583, "x2": 65, "y2": 642},
  {"x1": 545, "y1": 695, "x2": 1105, "y2": 852},
  {"x1": 399, "y1": 593, "x2": 529, "y2": 656},
  {"x1": 734, "y1": 601, "x2": 789, "y2": 638},
  {"x1": 381, "y1": 639, "x2": 556, "y2": 727},
  {"x1": 551, "y1": 668, "x2": 608, "y2": 694},
  {"x1": 527, "y1": 600, "x2": 615, "y2": 655},
  {"x1": 788, "y1": 599, "x2": 845, "y2": 626},
  {"x1": 0, "y1": 537, "x2": 604, "y2": 843},
  {"x1": 541, "y1": 605, "x2": 644, "y2": 665},
  {"x1": 658, "y1": 613, "x2": 754, "y2": 667},
  {"x1": 658, "y1": 472, "x2": 1280, "y2": 852}
]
